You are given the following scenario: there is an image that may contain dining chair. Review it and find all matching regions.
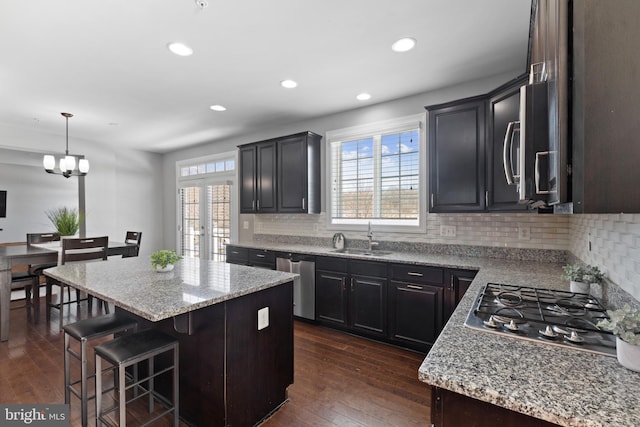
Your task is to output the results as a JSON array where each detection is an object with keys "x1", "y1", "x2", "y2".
[
  {"x1": 25, "y1": 232, "x2": 61, "y2": 320},
  {"x1": 8, "y1": 270, "x2": 38, "y2": 322},
  {"x1": 46, "y1": 236, "x2": 110, "y2": 331},
  {"x1": 123, "y1": 231, "x2": 142, "y2": 257}
]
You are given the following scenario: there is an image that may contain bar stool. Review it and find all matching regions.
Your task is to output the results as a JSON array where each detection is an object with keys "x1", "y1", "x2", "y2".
[
  {"x1": 63, "y1": 313, "x2": 138, "y2": 427},
  {"x1": 95, "y1": 329, "x2": 179, "y2": 427}
]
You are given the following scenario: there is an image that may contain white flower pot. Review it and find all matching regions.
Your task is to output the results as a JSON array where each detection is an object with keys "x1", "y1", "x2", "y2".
[
  {"x1": 155, "y1": 264, "x2": 174, "y2": 273},
  {"x1": 616, "y1": 337, "x2": 640, "y2": 372},
  {"x1": 570, "y1": 280, "x2": 589, "y2": 294}
]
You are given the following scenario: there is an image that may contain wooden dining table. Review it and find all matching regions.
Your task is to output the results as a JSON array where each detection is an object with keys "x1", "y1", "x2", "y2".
[{"x1": 0, "y1": 240, "x2": 137, "y2": 341}]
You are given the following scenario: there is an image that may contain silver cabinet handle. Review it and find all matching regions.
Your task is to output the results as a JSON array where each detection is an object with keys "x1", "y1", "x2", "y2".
[
  {"x1": 485, "y1": 191, "x2": 489, "y2": 207},
  {"x1": 503, "y1": 121, "x2": 519, "y2": 185},
  {"x1": 256, "y1": 253, "x2": 265, "y2": 258},
  {"x1": 257, "y1": 199, "x2": 260, "y2": 210},
  {"x1": 302, "y1": 197, "x2": 306, "y2": 210},
  {"x1": 430, "y1": 193, "x2": 434, "y2": 209},
  {"x1": 231, "y1": 251, "x2": 239, "y2": 254},
  {"x1": 407, "y1": 272, "x2": 423, "y2": 277},
  {"x1": 252, "y1": 200, "x2": 255, "y2": 211},
  {"x1": 535, "y1": 151, "x2": 555, "y2": 195},
  {"x1": 407, "y1": 284, "x2": 423, "y2": 290}
]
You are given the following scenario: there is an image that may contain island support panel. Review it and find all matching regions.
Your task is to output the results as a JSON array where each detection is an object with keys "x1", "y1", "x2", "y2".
[{"x1": 117, "y1": 281, "x2": 294, "y2": 426}]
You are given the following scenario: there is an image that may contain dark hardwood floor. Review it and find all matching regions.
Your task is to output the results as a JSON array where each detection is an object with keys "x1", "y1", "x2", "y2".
[{"x1": 1, "y1": 295, "x2": 431, "y2": 426}]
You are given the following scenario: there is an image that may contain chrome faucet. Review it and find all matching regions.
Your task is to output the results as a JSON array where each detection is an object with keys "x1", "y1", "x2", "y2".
[{"x1": 367, "y1": 221, "x2": 378, "y2": 251}]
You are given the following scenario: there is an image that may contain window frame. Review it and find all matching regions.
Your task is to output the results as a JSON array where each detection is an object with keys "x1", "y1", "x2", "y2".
[{"x1": 325, "y1": 113, "x2": 426, "y2": 233}]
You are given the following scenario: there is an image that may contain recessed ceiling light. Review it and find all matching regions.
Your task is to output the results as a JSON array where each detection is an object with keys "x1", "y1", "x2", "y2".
[
  {"x1": 280, "y1": 79, "x2": 298, "y2": 89},
  {"x1": 167, "y1": 42, "x2": 194, "y2": 56},
  {"x1": 356, "y1": 93, "x2": 371, "y2": 101},
  {"x1": 210, "y1": 105, "x2": 227, "y2": 111},
  {"x1": 391, "y1": 37, "x2": 416, "y2": 53}
]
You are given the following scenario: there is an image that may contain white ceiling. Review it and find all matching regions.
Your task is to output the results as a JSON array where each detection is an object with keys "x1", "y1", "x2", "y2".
[{"x1": 0, "y1": 0, "x2": 532, "y2": 154}]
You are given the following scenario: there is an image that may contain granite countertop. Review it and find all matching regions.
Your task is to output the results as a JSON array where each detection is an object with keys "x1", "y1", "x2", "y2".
[
  {"x1": 44, "y1": 257, "x2": 297, "y2": 321},
  {"x1": 232, "y1": 240, "x2": 640, "y2": 427}
]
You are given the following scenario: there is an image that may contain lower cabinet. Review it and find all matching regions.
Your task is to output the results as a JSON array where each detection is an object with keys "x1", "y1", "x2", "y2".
[
  {"x1": 444, "y1": 269, "x2": 477, "y2": 323},
  {"x1": 431, "y1": 387, "x2": 557, "y2": 427},
  {"x1": 315, "y1": 257, "x2": 387, "y2": 339},
  {"x1": 388, "y1": 281, "x2": 444, "y2": 351}
]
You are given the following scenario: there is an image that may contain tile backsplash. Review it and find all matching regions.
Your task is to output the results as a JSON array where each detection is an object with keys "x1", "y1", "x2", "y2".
[
  {"x1": 252, "y1": 211, "x2": 640, "y2": 304},
  {"x1": 253, "y1": 212, "x2": 570, "y2": 250}
]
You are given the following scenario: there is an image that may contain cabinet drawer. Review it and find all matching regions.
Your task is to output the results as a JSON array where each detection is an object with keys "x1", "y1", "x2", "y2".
[
  {"x1": 316, "y1": 256, "x2": 348, "y2": 273},
  {"x1": 350, "y1": 260, "x2": 387, "y2": 278},
  {"x1": 248, "y1": 249, "x2": 275, "y2": 268},
  {"x1": 226, "y1": 245, "x2": 248, "y2": 265},
  {"x1": 390, "y1": 263, "x2": 444, "y2": 285}
]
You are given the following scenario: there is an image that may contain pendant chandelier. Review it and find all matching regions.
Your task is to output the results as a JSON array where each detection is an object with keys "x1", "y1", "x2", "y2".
[{"x1": 43, "y1": 112, "x2": 90, "y2": 178}]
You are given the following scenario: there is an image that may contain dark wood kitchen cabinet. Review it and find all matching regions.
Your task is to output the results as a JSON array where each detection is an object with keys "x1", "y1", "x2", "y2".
[
  {"x1": 444, "y1": 268, "x2": 477, "y2": 323},
  {"x1": 431, "y1": 387, "x2": 558, "y2": 427},
  {"x1": 277, "y1": 132, "x2": 322, "y2": 213},
  {"x1": 225, "y1": 244, "x2": 249, "y2": 265},
  {"x1": 239, "y1": 141, "x2": 276, "y2": 213},
  {"x1": 571, "y1": 0, "x2": 640, "y2": 213},
  {"x1": 388, "y1": 263, "x2": 446, "y2": 351},
  {"x1": 239, "y1": 131, "x2": 322, "y2": 214},
  {"x1": 315, "y1": 256, "x2": 387, "y2": 339},
  {"x1": 427, "y1": 97, "x2": 486, "y2": 212}
]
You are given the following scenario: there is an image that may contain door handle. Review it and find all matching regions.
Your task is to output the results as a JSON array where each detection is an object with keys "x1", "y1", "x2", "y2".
[{"x1": 503, "y1": 121, "x2": 519, "y2": 185}]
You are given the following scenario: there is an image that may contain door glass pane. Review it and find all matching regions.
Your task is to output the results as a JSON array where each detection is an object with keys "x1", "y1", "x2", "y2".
[
  {"x1": 179, "y1": 187, "x2": 200, "y2": 259},
  {"x1": 208, "y1": 184, "x2": 231, "y2": 261}
]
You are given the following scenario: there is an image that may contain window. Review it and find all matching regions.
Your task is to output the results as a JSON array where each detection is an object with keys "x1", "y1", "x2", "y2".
[
  {"x1": 327, "y1": 114, "x2": 425, "y2": 229},
  {"x1": 177, "y1": 152, "x2": 237, "y2": 261}
]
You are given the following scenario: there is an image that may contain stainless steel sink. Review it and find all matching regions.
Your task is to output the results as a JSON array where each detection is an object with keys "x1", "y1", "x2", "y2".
[{"x1": 330, "y1": 248, "x2": 393, "y2": 256}]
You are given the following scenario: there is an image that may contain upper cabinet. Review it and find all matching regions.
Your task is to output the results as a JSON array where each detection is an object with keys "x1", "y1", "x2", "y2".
[
  {"x1": 426, "y1": 76, "x2": 527, "y2": 213},
  {"x1": 571, "y1": 0, "x2": 640, "y2": 213},
  {"x1": 239, "y1": 131, "x2": 322, "y2": 214},
  {"x1": 427, "y1": 96, "x2": 486, "y2": 212}
]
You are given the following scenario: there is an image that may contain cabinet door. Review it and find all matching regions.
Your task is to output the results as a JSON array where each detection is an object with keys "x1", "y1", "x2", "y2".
[
  {"x1": 389, "y1": 280, "x2": 444, "y2": 351},
  {"x1": 225, "y1": 245, "x2": 249, "y2": 265},
  {"x1": 256, "y1": 141, "x2": 277, "y2": 213},
  {"x1": 277, "y1": 134, "x2": 308, "y2": 213},
  {"x1": 239, "y1": 146, "x2": 257, "y2": 213},
  {"x1": 444, "y1": 269, "x2": 477, "y2": 323},
  {"x1": 315, "y1": 270, "x2": 348, "y2": 326},
  {"x1": 349, "y1": 274, "x2": 387, "y2": 337},
  {"x1": 428, "y1": 98, "x2": 486, "y2": 212},
  {"x1": 487, "y1": 78, "x2": 528, "y2": 211}
]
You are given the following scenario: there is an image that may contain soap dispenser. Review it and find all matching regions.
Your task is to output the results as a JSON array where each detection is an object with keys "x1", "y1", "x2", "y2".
[{"x1": 332, "y1": 233, "x2": 345, "y2": 250}]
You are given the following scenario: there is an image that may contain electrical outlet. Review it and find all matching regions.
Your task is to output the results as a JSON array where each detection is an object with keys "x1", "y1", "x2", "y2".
[
  {"x1": 243, "y1": 221, "x2": 249, "y2": 230},
  {"x1": 518, "y1": 227, "x2": 531, "y2": 240},
  {"x1": 258, "y1": 307, "x2": 269, "y2": 330},
  {"x1": 440, "y1": 225, "x2": 456, "y2": 237}
]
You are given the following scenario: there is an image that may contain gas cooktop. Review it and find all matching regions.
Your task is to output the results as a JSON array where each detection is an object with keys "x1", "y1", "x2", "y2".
[{"x1": 464, "y1": 283, "x2": 616, "y2": 357}]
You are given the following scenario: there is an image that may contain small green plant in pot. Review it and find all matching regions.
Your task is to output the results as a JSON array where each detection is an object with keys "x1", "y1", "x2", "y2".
[
  {"x1": 597, "y1": 305, "x2": 640, "y2": 372},
  {"x1": 150, "y1": 250, "x2": 182, "y2": 272},
  {"x1": 45, "y1": 207, "x2": 80, "y2": 236},
  {"x1": 561, "y1": 263, "x2": 589, "y2": 293}
]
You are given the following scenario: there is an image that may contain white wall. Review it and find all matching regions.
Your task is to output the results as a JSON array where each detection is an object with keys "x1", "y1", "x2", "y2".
[
  {"x1": 162, "y1": 70, "x2": 523, "y2": 248},
  {"x1": 0, "y1": 126, "x2": 164, "y2": 256}
]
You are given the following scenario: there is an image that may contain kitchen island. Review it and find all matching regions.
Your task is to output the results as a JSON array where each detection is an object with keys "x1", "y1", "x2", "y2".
[{"x1": 44, "y1": 256, "x2": 297, "y2": 427}]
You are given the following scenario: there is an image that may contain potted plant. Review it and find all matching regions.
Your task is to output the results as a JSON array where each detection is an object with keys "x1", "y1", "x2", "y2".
[
  {"x1": 584, "y1": 265, "x2": 605, "y2": 298},
  {"x1": 45, "y1": 207, "x2": 80, "y2": 236},
  {"x1": 597, "y1": 305, "x2": 640, "y2": 372},
  {"x1": 150, "y1": 250, "x2": 182, "y2": 272},
  {"x1": 561, "y1": 263, "x2": 589, "y2": 293}
]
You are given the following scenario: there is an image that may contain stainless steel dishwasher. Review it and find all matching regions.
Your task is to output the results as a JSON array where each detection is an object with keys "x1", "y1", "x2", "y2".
[{"x1": 276, "y1": 252, "x2": 315, "y2": 320}]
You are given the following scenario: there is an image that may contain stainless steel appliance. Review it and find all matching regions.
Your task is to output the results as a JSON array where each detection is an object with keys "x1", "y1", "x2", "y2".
[
  {"x1": 503, "y1": 0, "x2": 570, "y2": 208},
  {"x1": 464, "y1": 283, "x2": 616, "y2": 356},
  {"x1": 276, "y1": 253, "x2": 315, "y2": 320}
]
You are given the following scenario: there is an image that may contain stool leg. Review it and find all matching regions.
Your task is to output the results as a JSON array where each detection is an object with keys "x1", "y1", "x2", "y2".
[
  {"x1": 58, "y1": 284, "x2": 65, "y2": 332},
  {"x1": 148, "y1": 357, "x2": 154, "y2": 413},
  {"x1": 45, "y1": 280, "x2": 52, "y2": 323},
  {"x1": 32, "y1": 277, "x2": 40, "y2": 323},
  {"x1": 64, "y1": 333, "x2": 71, "y2": 405},
  {"x1": 95, "y1": 354, "x2": 102, "y2": 427},
  {"x1": 173, "y1": 345, "x2": 179, "y2": 427},
  {"x1": 119, "y1": 364, "x2": 127, "y2": 426},
  {"x1": 80, "y1": 338, "x2": 88, "y2": 427}
]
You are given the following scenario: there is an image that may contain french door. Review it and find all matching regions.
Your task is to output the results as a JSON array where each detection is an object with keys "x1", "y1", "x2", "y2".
[{"x1": 178, "y1": 181, "x2": 233, "y2": 261}]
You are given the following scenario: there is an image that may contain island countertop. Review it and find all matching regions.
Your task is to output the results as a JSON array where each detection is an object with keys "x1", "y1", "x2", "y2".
[{"x1": 44, "y1": 256, "x2": 298, "y2": 322}]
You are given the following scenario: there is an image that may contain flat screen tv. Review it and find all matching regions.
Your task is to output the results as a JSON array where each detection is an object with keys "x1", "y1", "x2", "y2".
[{"x1": 0, "y1": 190, "x2": 6, "y2": 217}]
